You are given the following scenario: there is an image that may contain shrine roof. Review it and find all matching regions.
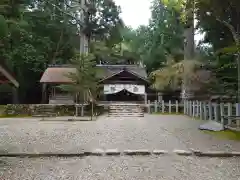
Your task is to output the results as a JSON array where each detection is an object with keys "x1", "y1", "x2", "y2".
[{"x1": 40, "y1": 64, "x2": 148, "y2": 83}]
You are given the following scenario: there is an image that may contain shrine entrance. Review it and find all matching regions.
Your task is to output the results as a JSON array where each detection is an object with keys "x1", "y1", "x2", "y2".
[
  {"x1": 103, "y1": 84, "x2": 145, "y2": 103},
  {"x1": 106, "y1": 89, "x2": 143, "y2": 102}
]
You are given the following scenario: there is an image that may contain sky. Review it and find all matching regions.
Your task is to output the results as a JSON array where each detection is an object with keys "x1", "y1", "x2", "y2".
[
  {"x1": 114, "y1": 0, "x2": 152, "y2": 29},
  {"x1": 114, "y1": 0, "x2": 204, "y2": 43}
]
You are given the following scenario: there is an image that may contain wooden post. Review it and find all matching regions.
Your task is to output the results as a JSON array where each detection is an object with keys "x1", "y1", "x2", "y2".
[
  {"x1": 227, "y1": 103, "x2": 232, "y2": 125},
  {"x1": 220, "y1": 103, "x2": 224, "y2": 125},
  {"x1": 213, "y1": 103, "x2": 218, "y2": 122},
  {"x1": 189, "y1": 101, "x2": 192, "y2": 116},
  {"x1": 144, "y1": 93, "x2": 147, "y2": 105},
  {"x1": 208, "y1": 102, "x2": 212, "y2": 121},
  {"x1": 203, "y1": 102, "x2": 207, "y2": 120},
  {"x1": 192, "y1": 101, "x2": 195, "y2": 117},
  {"x1": 183, "y1": 100, "x2": 187, "y2": 115},
  {"x1": 154, "y1": 100, "x2": 158, "y2": 113},
  {"x1": 176, "y1": 100, "x2": 179, "y2": 113},
  {"x1": 169, "y1": 100, "x2": 172, "y2": 113},
  {"x1": 199, "y1": 101, "x2": 203, "y2": 120},
  {"x1": 75, "y1": 104, "x2": 78, "y2": 116},
  {"x1": 196, "y1": 101, "x2": 199, "y2": 117},
  {"x1": 187, "y1": 101, "x2": 189, "y2": 115},
  {"x1": 81, "y1": 104, "x2": 84, "y2": 116},
  {"x1": 185, "y1": 101, "x2": 187, "y2": 115},
  {"x1": 41, "y1": 83, "x2": 47, "y2": 104},
  {"x1": 236, "y1": 103, "x2": 240, "y2": 127},
  {"x1": 148, "y1": 100, "x2": 151, "y2": 113},
  {"x1": 157, "y1": 93, "x2": 162, "y2": 102},
  {"x1": 162, "y1": 100, "x2": 165, "y2": 113}
]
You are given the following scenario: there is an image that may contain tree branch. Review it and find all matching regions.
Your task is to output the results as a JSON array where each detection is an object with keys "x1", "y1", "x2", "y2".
[{"x1": 216, "y1": 18, "x2": 240, "y2": 45}]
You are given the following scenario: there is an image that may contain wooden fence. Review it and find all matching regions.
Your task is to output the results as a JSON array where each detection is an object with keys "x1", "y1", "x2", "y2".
[
  {"x1": 147, "y1": 100, "x2": 183, "y2": 114},
  {"x1": 183, "y1": 100, "x2": 240, "y2": 127},
  {"x1": 148, "y1": 100, "x2": 240, "y2": 128}
]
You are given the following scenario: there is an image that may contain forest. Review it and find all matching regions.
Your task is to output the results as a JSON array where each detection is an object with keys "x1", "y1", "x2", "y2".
[{"x1": 0, "y1": 0, "x2": 240, "y2": 104}]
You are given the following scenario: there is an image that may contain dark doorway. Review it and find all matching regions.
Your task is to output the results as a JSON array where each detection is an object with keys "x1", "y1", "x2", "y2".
[{"x1": 106, "y1": 89, "x2": 143, "y2": 102}]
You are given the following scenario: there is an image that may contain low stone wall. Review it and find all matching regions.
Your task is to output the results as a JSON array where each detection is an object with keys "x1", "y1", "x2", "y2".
[{"x1": 1, "y1": 104, "x2": 106, "y2": 117}]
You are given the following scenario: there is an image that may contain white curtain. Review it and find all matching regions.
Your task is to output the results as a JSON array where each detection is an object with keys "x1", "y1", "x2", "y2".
[{"x1": 104, "y1": 84, "x2": 145, "y2": 95}]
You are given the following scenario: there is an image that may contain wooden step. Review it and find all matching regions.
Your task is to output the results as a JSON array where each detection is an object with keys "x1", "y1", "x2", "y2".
[
  {"x1": 108, "y1": 104, "x2": 144, "y2": 117},
  {"x1": 108, "y1": 113, "x2": 144, "y2": 117}
]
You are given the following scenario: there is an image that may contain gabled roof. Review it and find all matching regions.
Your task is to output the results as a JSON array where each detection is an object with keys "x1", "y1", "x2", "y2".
[
  {"x1": 96, "y1": 64, "x2": 148, "y2": 81},
  {"x1": 0, "y1": 62, "x2": 19, "y2": 87},
  {"x1": 40, "y1": 64, "x2": 148, "y2": 83}
]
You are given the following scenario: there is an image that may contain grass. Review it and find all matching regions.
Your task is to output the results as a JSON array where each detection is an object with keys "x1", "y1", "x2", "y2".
[
  {"x1": 0, "y1": 114, "x2": 31, "y2": 118},
  {"x1": 0, "y1": 105, "x2": 5, "y2": 115},
  {"x1": 204, "y1": 130, "x2": 240, "y2": 141}
]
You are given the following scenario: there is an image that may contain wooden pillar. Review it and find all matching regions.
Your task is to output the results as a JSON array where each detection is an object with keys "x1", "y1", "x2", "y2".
[
  {"x1": 81, "y1": 104, "x2": 84, "y2": 116},
  {"x1": 208, "y1": 101, "x2": 212, "y2": 121},
  {"x1": 227, "y1": 103, "x2": 232, "y2": 125},
  {"x1": 220, "y1": 103, "x2": 224, "y2": 124},
  {"x1": 157, "y1": 92, "x2": 162, "y2": 102},
  {"x1": 144, "y1": 93, "x2": 147, "y2": 105},
  {"x1": 41, "y1": 83, "x2": 47, "y2": 104},
  {"x1": 176, "y1": 100, "x2": 179, "y2": 113},
  {"x1": 162, "y1": 100, "x2": 165, "y2": 113},
  {"x1": 203, "y1": 102, "x2": 207, "y2": 120},
  {"x1": 12, "y1": 86, "x2": 19, "y2": 104},
  {"x1": 199, "y1": 101, "x2": 203, "y2": 120},
  {"x1": 148, "y1": 100, "x2": 151, "y2": 113},
  {"x1": 213, "y1": 103, "x2": 218, "y2": 122},
  {"x1": 154, "y1": 100, "x2": 158, "y2": 113}
]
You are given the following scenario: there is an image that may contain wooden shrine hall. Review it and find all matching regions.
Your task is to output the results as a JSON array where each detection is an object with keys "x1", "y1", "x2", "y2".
[{"x1": 40, "y1": 64, "x2": 157, "y2": 104}]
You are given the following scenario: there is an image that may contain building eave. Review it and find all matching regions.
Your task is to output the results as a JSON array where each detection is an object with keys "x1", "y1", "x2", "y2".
[{"x1": 0, "y1": 64, "x2": 19, "y2": 88}]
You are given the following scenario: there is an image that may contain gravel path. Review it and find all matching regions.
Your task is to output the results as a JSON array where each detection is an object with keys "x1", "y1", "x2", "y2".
[
  {"x1": 1, "y1": 156, "x2": 240, "y2": 179},
  {"x1": 1, "y1": 115, "x2": 240, "y2": 179},
  {"x1": 0, "y1": 114, "x2": 240, "y2": 153}
]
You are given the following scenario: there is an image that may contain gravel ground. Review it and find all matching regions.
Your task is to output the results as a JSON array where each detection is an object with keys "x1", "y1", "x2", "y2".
[
  {"x1": 0, "y1": 156, "x2": 240, "y2": 180},
  {"x1": 0, "y1": 114, "x2": 240, "y2": 153}
]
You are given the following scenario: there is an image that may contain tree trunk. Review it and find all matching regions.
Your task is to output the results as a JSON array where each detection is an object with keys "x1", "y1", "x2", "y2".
[
  {"x1": 181, "y1": 0, "x2": 195, "y2": 100},
  {"x1": 12, "y1": 86, "x2": 19, "y2": 104},
  {"x1": 184, "y1": 25, "x2": 195, "y2": 60}
]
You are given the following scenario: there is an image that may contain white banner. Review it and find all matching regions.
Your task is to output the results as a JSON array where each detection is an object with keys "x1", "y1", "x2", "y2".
[{"x1": 104, "y1": 84, "x2": 145, "y2": 95}]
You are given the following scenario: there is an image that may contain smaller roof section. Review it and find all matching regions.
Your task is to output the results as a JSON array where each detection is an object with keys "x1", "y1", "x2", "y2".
[
  {"x1": 40, "y1": 66, "x2": 75, "y2": 83},
  {"x1": 0, "y1": 62, "x2": 19, "y2": 87}
]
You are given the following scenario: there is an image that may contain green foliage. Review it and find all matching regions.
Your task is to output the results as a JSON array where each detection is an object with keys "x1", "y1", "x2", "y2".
[
  {"x1": 84, "y1": 0, "x2": 123, "y2": 45},
  {"x1": 59, "y1": 53, "x2": 98, "y2": 103},
  {"x1": 0, "y1": 0, "x2": 123, "y2": 104},
  {"x1": 121, "y1": 0, "x2": 184, "y2": 72},
  {"x1": 195, "y1": 0, "x2": 240, "y2": 96},
  {"x1": 150, "y1": 58, "x2": 208, "y2": 92}
]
